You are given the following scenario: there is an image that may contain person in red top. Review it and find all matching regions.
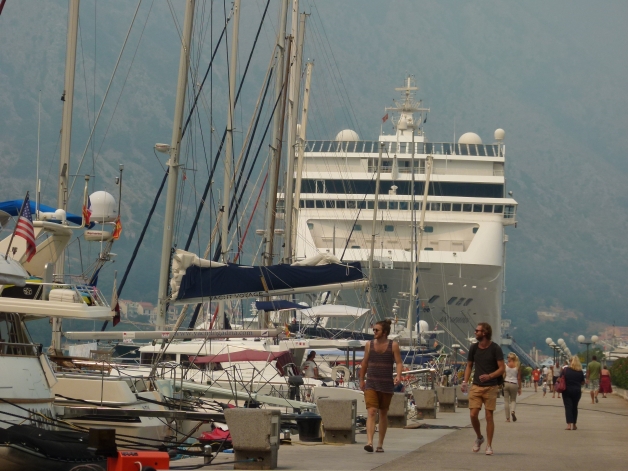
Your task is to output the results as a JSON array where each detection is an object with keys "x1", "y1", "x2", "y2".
[
  {"x1": 359, "y1": 319, "x2": 403, "y2": 453},
  {"x1": 532, "y1": 368, "x2": 541, "y2": 392}
]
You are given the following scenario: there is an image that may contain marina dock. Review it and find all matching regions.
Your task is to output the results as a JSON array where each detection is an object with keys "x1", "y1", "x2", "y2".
[{"x1": 178, "y1": 388, "x2": 628, "y2": 470}]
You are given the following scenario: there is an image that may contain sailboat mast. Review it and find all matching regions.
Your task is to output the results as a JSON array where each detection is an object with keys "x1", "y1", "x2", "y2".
[
  {"x1": 407, "y1": 155, "x2": 433, "y2": 335},
  {"x1": 50, "y1": 0, "x2": 80, "y2": 354},
  {"x1": 283, "y1": 1, "x2": 305, "y2": 263},
  {"x1": 156, "y1": 0, "x2": 196, "y2": 330},
  {"x1": 263, "y1": 0, "x2": 289, "y2": 266},
  {"x1": 368, "y1": 142, "x2": 384, "y2": 321},
  {"x1": 292, "y1": 59, "x2": 314, "y2": 256},
  {"x1": 221, "y1": 0, "x2": 241, "y2": 263}
]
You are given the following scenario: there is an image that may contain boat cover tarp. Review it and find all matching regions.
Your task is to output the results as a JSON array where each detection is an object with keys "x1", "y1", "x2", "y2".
[
  {"x1": 175, "y1": 261, "x2": 365, "y2": 302},
  {"x1": 0, "y1": 199, "x2": 82, "y2": 225},
  {"x1": 192, "y1": 349, "x2": 298, "y2": 376},
  {"x1": 0, "y1": 424, "x2": 106, "y2": 463},
  {"x1": 255, "y1": 300, "x2": 306, "y2": 312}
]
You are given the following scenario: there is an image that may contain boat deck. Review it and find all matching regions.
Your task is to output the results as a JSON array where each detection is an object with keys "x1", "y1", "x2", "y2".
[{"x1": 177, "y1": 387, "x2": 628, "y2": 469}]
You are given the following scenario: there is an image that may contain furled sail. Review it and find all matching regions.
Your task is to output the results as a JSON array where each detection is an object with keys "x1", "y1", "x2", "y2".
[{"x1": 170, "y1": 250, "x2": 367, "y2": 303}]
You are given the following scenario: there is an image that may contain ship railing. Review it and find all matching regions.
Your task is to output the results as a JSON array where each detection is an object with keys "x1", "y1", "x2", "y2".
[
  {"x1": 0, "y1": 341, "x2": 41, "y2": 357},
  {"x1": 306, "y1": 140, "x2": 504, "y2": 158},
  {"x1": 21, "y1": 281, "x2": 110, "y2": 308}
]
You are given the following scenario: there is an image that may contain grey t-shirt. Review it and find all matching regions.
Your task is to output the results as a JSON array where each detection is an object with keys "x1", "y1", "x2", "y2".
[{"x1": 468, "y1": 341, "x2": 504, "y2": 386}]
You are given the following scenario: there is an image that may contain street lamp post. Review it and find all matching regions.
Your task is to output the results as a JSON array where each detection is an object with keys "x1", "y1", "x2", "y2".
[{"x1": 577, "y1": 334, "x2": 599, "y2": 369}]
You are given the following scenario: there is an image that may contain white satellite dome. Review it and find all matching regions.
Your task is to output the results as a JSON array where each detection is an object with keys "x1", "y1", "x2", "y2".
[
  {"x1": 458, "y1": 132, "x2": 482, "y2": 145},
  {"x1": 334, "y1": 129, "x2": 360, "y2": 141},
  {"x1": 494, "y1": 128, "x2": 505, "y2": 141},
  {"x1": 89, "y1": 191, "x2": 118, "y2": 223},
  {"x1": 418, "y1": 320, "x2": 429, "y2": 334}
]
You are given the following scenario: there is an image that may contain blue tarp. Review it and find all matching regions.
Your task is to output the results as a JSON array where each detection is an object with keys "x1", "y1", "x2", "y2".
[
  {"x1": 176, "y1": 261, "x2": 365, "y2": 302},
  {"x1": 255, "y1": 300, "x2": 306, "y2": 312},
  {"x1": 0, "y1": 199, "x2": 82, "y2": 225}
]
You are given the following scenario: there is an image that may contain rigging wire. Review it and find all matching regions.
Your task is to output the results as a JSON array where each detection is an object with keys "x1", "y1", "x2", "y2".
[{"x1": 68, "y1": 0, "x2": 147, "y2": 199}]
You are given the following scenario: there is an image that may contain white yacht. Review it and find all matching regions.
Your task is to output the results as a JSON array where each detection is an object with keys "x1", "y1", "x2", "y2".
[{"x1": 283, "y1": 77, "x2": 517, "y2": 345}]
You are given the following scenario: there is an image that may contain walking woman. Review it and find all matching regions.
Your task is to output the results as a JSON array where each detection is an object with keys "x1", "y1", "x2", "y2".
[
  {"x1": 561, "y1": 356, "x2": 585, "y2": 430},
  {"x1": 599, "y1": 364, "x2": 613, "y2": 398},
  {"x1": 503, "y1": 353, "x2": 522, "y2": 422}
]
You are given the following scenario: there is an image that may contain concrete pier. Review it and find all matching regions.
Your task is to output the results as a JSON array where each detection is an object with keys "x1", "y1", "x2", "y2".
[{"x1": 178, "y1": 388, "x2": 628, "y2": 470}]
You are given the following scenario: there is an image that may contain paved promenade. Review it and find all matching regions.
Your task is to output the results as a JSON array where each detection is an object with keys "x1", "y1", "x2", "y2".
[{"x1": 178, "y1": 388, "x2": 628, "y2": 470}]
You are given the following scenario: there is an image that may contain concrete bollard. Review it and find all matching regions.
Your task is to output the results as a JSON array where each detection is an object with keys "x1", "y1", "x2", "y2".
[
  {"x1": 436, "y1": 386, "x2": 456, "y2": 412},
  {"x1": 224, "y1": 408, "x2": 281, "y2": 470},
  {"x1": 316, "y1": 398, "x2": 357, "y2": 444},
  {"x1": 387, "y1": 392, "x2": 407, "y2": 428},
  {"x1": 411, "y1": 388, "x2": 437, "y2": 419},
  {"x1": 455, "y1": 385, "x2": 469, "y2": 408}
]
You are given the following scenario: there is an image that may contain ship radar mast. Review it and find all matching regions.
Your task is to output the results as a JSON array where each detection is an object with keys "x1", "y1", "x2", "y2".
[{"x1": 385, "y1": 75, "x2": 430, "y2": 140}]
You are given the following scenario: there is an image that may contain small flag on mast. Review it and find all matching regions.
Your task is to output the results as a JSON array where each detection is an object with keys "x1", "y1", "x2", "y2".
[
  {"x1": 15, "y1": 194, "x2": 37, "y2": 262},
  {"x1": 112, "y1": 216, "x2": 122, "y2": 240},
  {"x1": 382, "y1": 113, "x2": 389, "y2": 123},
  {"x1": 82, "y1": 196, "x2": 92, "y2": 226}
]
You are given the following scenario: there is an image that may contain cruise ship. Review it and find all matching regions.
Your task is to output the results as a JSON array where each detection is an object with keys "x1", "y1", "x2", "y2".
[{"x1": 281, "y1": 77, "x2": 517, "y2": 345}]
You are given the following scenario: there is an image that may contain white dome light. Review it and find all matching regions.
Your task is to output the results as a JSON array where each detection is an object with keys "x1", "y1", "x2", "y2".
[
  {"x1": 458, "y1": 132, "x2": 482, "y2": 145},
  {"x1": 334, "y1": 129, "x2": 360, "y2": 141},
  {"x1": 89, "y1": 191, "x2": 118, "y2": 223}
]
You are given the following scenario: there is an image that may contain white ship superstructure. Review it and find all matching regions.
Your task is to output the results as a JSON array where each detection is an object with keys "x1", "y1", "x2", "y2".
[{"x1": 282, "y1": 77, "x2": 517, "y2": 345}]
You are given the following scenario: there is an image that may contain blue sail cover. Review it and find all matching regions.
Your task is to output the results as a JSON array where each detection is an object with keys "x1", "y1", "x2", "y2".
[
  {"x1": 0, "y1": 200, "x2": 82, "y2": 225},
  {"x1": 175, "y1": 261, "x2": 365, "y2": 302}
]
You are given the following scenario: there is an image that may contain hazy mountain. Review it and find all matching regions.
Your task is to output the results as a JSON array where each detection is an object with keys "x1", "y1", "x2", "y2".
[{"x1": 1, "y1": 1, "x2": 626, "y2": 353}]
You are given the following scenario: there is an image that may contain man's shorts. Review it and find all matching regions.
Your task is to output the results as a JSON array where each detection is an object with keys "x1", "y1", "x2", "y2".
[
  {"x1": 364, "y1": 389, "x2": 393, "y2": 410},
  {"x1": 590, "y1": 379, "x2": 600, "y2": 390},
  {"x1": 468, "y1": 385, "x2": 499, "y2": 411}
]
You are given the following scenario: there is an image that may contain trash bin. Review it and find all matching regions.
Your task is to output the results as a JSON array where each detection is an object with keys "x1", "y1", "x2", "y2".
[{"x1": 295, "y1": 411, "x2": 322, "y2": 442}]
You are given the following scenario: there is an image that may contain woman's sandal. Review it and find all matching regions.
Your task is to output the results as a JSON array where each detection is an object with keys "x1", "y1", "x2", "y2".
[
  {"x1": 364, "y1": 445, "x2": 374, "y2": 453},
  {"x1": 376, "y1": 447, "x2": 385, "y2": 453}
]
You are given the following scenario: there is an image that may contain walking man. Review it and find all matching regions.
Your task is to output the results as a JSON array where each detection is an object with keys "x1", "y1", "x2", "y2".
[
  {"x1": 359, "y1": 319, "x2": 403, "y2": 453},
  {"x1": 586, "y1": 355, "x2": 601, "y2": 404},
  {"x1": 532, "y1": 367, "x2": 540, "y2": 392},
  {"x1": 461, "y1": 322, "x2": 505, "y2": 456}
]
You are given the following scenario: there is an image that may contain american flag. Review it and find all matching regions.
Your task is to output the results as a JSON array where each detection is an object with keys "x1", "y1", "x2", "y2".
[{"x1": 15, "y1": 194, "x2": 36, "y2": 262}]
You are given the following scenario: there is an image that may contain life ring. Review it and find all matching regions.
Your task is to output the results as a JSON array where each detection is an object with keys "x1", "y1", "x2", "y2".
[{"x1": 331, "y1": 365, "x2": 351, "y2": 385}]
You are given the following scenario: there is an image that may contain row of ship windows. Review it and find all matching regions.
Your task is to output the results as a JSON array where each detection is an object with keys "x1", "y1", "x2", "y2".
[
  {"x1": 305, "y1": 140, "x2": 503, "y2": 157},
  {"x1": 299, "y1": 199, "x2": 514, "y2": 216},
  {"x1": 309, "y1": 223, "x2": 478, "y2": 234}
]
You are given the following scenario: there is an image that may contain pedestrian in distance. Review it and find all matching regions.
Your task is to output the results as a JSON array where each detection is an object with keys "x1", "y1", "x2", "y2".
[
  {"x1": 301, "y1": 351, "x2": 319, "y2": 379},
  {"x1": 599, "y1": 364, "x2": 612, "y2": 398},
  {"x1": 503, "y1": 353, "x2": 522, "y2": 422},
  {"x1": 545, "y1": 365, "x2": 554, "y2": 393},
  {"x1": 461, "y1": 322, "x2": 505, "y2": 456},
  {"x1": 532, "y1": 367, "x2": 541, "y2": 393},
  {"x1": 561, "y1": 356, "x2": 585, "y2": 430},
  {"x1": 552, "y1": 363, "x2": 562, "y2": 399},
  {"x1": 359, "y1": 319, "x2": 403, "y2": 453},
  {"x1": 542, "y1": 381, "x2": 547, "y2": 397},
  {"x1": 586, "y1": 355, "x2": 601, "y2": 404}
]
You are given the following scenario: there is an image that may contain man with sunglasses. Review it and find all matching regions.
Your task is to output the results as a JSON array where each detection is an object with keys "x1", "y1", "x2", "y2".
[{"x1": 461, "y1": 322, "x2": 505, "y2": 456}]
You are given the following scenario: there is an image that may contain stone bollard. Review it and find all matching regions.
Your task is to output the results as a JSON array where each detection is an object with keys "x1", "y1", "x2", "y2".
[
  {"x1": 316, "y1": 398, "x2": 357, "y2": 444},
  {"x1": 224, "y1": 408, "x2": 281, "y2": 470},
  {"x1": 411, "y1": 388, "x2": 437, "y2": 419},
  {"x1": 455, "y1": 385, "x2": 469, "y2": 408},
  {"x1": 436, "y1": 386, "x2": 456, "y2": 412},
  {"x1": 387, "y1": 392, "x2": 407, "y2": 428}
]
